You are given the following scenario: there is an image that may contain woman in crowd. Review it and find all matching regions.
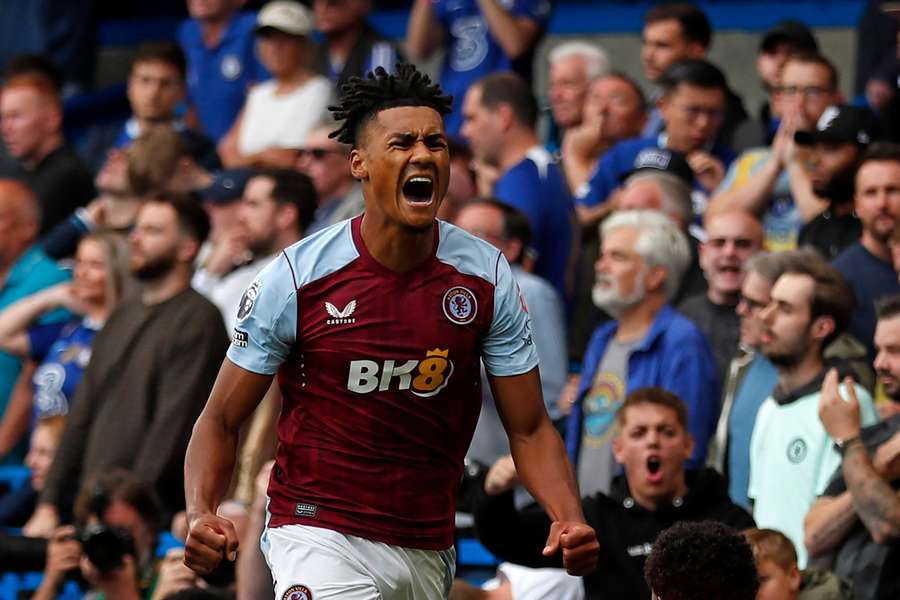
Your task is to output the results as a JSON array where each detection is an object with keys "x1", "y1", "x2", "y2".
[
  {"x1": 0, "y1": 233, "x2": 132, "y2": 421},
  {"x1": 218, "y1": 0, "x2": 333, "y2": 169}
]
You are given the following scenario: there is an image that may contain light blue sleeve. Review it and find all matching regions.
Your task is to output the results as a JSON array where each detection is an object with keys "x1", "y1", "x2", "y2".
[
  {"x1": 226, "y1": 253, "x2": 298, "y2": 375},
  {"x1": 482, "y1": 255, "x2": 539, "y2": 377}
]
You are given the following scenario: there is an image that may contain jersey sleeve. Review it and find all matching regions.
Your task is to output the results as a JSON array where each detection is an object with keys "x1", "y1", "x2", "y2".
[
  {"x1": 27, "y1": 321, "x2": 67, "y2": 363},
  {"x1": 482, "y1": 254, "x2": 538, "y2": 377},
  {"x1": 226, "y1": 253, "x2": 298, "y2": 375},
  {"x1": 574, "y1": 148, "x2": 620, "y2": 208}
]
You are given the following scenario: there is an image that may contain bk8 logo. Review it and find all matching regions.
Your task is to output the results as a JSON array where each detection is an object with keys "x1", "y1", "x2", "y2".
[{"x1": 347, "y1": 348, "x2": 454, "y2": 397}]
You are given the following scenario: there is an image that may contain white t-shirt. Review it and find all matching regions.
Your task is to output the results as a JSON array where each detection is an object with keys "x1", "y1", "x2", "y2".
[
  {"x1": 483, "y1": 563, "x2": 584, "y2": 600},
  {"x1": 237, "y1": 76, "x2": 333, "y2": 155},
  {"x1": 748, "y1": 381, "x2": 878, "y2": 568}
]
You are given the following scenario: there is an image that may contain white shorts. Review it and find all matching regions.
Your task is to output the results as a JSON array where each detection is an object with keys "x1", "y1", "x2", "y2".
[{"x1": 261, "y1": 524, "x2": 456, "y2": 600}]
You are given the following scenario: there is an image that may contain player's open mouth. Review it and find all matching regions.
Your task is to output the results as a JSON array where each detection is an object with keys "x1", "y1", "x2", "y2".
[
  {"x1": 402, "y1": 175, "x2": 435, "y2": 205},
  {"x1": 647, "y1": 456, "x2": 663, "y2": 483}
]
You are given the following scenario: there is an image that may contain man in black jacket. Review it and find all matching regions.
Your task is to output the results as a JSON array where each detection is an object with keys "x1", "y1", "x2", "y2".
[{"x1": 472, "y1": 387, "x2": 754, "y2": 600}]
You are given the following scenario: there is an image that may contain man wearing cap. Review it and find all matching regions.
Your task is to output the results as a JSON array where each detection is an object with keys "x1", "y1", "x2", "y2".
[
  {"x1": 833, "y1": 142, "x2": 900, "y2": 361},
  {"x1": 219, "y1": 0, "x2": 333, "y2": 169},
  {"x1": 732, "y1": 20, "x2": 819, "y2": 151},
  {"x1": 178, "y1": 0, "x2": 271, "y2": 143},
  {"x1": 565, "y1": 209, "x2": 719, "y2": 497},
  {"x1": 710, "y1": 52, "x2": 841, "y2": 251},
  {"x1": 194, "y1": 169, "x2": 317, "y2": 332},
  {"x1": 797, "y1": 105, "x2": 876, "y2": 260}
]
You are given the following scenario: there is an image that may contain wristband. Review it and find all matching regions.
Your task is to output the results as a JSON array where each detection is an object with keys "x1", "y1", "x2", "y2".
[{"x1": 835, "y1": 435, "x2": 863, "y2": 456}]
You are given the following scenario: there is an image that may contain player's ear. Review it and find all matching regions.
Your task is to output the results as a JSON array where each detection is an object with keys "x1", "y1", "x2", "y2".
[{"x1": 350, "y1": 148, "x2": 368, "y2": 181}]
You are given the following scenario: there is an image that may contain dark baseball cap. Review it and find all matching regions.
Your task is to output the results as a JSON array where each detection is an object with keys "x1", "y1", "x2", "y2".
[
  {"x1": 198, "y1": 169, "x2": 255, "y2": 204},
  {"x1": 760, "y1": 20, "x2": 818, "y2": 54},
  {"x1": 794, "y1": 105, "x2": 876, "y2": 147},
  {"x1": 623, "y1": 147, "x2": 694, "y2": 186}
]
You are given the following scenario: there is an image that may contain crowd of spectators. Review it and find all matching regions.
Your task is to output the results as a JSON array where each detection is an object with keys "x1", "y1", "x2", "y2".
[{"x1": 0, "y1": 1, "x2": 899, "y2": 599}]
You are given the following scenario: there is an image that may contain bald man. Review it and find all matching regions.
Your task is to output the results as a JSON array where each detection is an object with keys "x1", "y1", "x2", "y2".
[
  {"x1": 0, "y1": 180, "x2": 70, "y2": 460},
  {"x1": 678, "y1": 210, "x2": 763, "y2": 381},
  {"x1": 0, "y1": 74, "x2": 94, "y2": 235}
]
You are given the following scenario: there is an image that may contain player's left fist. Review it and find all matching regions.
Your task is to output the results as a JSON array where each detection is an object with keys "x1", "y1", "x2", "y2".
[{"x1": 543, "y1": 521, "x2": 599, "y2": 576}]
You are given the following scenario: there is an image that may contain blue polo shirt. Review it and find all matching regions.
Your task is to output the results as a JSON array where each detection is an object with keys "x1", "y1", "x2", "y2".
[
  {"x1": 434, "y1": 0, "x2": 550, "y2": 136},
  {"x1": 494, "y1": 147, "x2": 574, "y2": 300},
  {"x1": 178, "y1": 11, "x2": 270, "y2": 142},
  {"x1": 575, "y1": 135, "x2": 736, "y2": 210},
  {"x1": 0, "y1": 247, "x2": 69, "y2": 460}
]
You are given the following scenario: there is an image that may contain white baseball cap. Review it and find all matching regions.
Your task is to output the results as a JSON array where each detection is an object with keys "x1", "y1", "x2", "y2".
[{"x1": 256, "y1": 1, "x2": 313, "y2": 37}]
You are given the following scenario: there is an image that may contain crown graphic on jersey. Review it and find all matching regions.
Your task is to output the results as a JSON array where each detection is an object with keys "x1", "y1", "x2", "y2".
[
  {"x1": 325, "y1": 300, "x2": 356, "y2": 319},
  {"x1": 426, "y1": 348, "x2": 449, "y2": 358}
]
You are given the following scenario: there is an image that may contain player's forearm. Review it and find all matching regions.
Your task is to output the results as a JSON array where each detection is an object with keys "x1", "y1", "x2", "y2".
[
  {"x1": 804, "y1": 492, "x2": 858, "y2": 557},
  {"x1": 185, "y1": 412, "x2": 240, "y2": 521},
  {"x1": 843, "y1": 442, "x2": 900, "y2": 543},
  {"x1": 475, "y1": 0, "x2": 538, "y2": 59},
  {"x1": 407, "y1": 0, "x2": 439, "y2": 59},
  {"x1": 510, "y1": 418, "x2": 584, "y2": 524}
]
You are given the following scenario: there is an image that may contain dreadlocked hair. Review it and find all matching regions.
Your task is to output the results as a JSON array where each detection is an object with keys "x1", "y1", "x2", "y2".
[{"x1": 328, "y1": 63, "x2": 453, "y2": 147}]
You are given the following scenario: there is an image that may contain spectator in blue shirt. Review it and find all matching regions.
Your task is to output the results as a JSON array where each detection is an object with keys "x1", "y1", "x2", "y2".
[
  {"x1": 178, "y1": 0, "x2": 270, "y2": 143},
  {"x1": 576, "y1": 59, "x2": 736, "y2": 230},
  {"x1": 312, "y1": 0, "x2": 403, "y2": 89},
  {"x1": 0, "y1": 180, "x2": 70, "y2": 462},
  {"x1": 566, "y1": 210, "x2": 719, "y2": 495},
  {"x1": 113, "y1": 42, "x2": 221, "y2": 171},
  {"x1": 833, "y1": 143, "x2": 900, "y2": 361},
  {"x1": 461, "y1": 71, "x2": 575, "y2": 300},
  {"x1": 407, "y1": 0, "x2": 550, "y2": 137}
]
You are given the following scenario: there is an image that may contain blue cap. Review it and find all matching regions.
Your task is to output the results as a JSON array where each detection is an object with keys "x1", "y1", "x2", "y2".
[{"x1": 199, "y1": 169, "x2": 255, "y2": 204}]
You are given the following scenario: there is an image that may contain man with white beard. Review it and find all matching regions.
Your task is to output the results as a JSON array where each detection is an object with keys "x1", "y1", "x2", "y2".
[{"x1": 565, "y1": 210, "x2": 719, "y2": 496}]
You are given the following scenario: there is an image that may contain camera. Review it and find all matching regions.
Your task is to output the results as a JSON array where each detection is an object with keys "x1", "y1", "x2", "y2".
[{"x1": 78, "y1": 523, "x2": 136, "y2": 573}]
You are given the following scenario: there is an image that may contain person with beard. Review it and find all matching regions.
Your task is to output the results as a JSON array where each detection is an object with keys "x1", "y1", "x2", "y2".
[
  {"x1": 805, "y1": 294, "x2": 900, "y2": 600},
  {"x1": 472, "y1": 387, "x2": 754, "y2": 600},
  {"x1": 833, "y1": 143, "x2": 900, "y2": 361},
  {"x1": 193, "y1": 170, "x2": 318, "y2": 332},
  {"x1": 797, "y1": 106, "x2": 876, "y2": 260},
  {"x1": 749, "y1": 250, "x2": 880, "y2": 568},
  {"x1": 707, "y1": 252, "x2": 783, "y2": 508},
  {"x1": 24, "y1": 195, "x2": 229, "y2": 537},
  {"x1": 565, "y1": 210, "x2": 719, "y2": 498},
  {"x1": 678, "y1": 209, "x2": 763, "y2": 382}
]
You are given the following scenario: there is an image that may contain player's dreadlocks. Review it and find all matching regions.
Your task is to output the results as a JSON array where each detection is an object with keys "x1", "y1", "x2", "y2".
[{"x1": 328, "y1": 63, "x2": 453, "y2": 147}]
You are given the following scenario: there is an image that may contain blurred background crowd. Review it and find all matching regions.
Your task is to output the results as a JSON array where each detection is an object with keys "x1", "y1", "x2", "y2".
[{"x1": 0, "y1": 0, "x2": 900, "y2": 599}]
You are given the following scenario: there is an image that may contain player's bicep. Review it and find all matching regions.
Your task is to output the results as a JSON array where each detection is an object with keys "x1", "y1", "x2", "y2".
[
  {"x1": 204, "y1": 358, "x2": 275, "y2": 432},
  {"x1": 482, "y1": 254, "x2": 538, "y2": 377},
  {"x1": 489, "y1": 367, "x2": 546, "y2": 437},
  {"x1": 227, "y1": 254, "x2": 298, "y2": 375}
]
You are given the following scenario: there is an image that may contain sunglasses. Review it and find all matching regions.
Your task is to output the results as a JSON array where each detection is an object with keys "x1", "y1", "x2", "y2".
[{"x1": 297, "y1": 148, "x2": 342, "y2": 160}]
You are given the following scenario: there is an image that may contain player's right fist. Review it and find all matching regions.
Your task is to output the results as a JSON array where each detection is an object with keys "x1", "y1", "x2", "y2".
[{"x1": 184, "y1": 513, "x2": 239, "y2": 575}]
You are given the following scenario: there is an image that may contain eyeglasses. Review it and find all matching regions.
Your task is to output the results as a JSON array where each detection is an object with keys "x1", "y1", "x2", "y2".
[
  {"x1": 296, "y1": 148, "x2": 343, "y2": 161},
  {"x1": 775, "y1": 85, "x2": 833, "y2": 99},
  {"x1": 678, "y1": 105, "x2": 724, "y2": 123},
  {"x1": 737, "y1": 294, "x2": 768, "y2": 313}
]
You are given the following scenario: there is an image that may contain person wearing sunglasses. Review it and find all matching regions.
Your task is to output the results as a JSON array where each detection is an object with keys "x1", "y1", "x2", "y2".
[{"x1": 296, "y1": 123, "x2": 365, "y2": 235}]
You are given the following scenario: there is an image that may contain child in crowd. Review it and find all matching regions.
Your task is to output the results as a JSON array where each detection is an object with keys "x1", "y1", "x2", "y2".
[{"x1": 742, "y1": 528, "x2": 853, "y2": 600}]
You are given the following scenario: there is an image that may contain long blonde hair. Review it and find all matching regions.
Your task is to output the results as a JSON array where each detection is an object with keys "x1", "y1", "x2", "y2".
[{"x1": 79, "y1": 232, "x2": 135, "y2": 310}]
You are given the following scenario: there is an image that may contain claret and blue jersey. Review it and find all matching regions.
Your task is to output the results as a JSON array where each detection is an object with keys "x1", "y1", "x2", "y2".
[{"x1": 227, "y1": 215, "x2": 537, "y2": 550}]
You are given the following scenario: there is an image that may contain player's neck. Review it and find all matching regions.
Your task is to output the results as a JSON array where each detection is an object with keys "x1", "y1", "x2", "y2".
[{"x1": 360, "y1": 213, "x2": 434, "y2": 272}]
